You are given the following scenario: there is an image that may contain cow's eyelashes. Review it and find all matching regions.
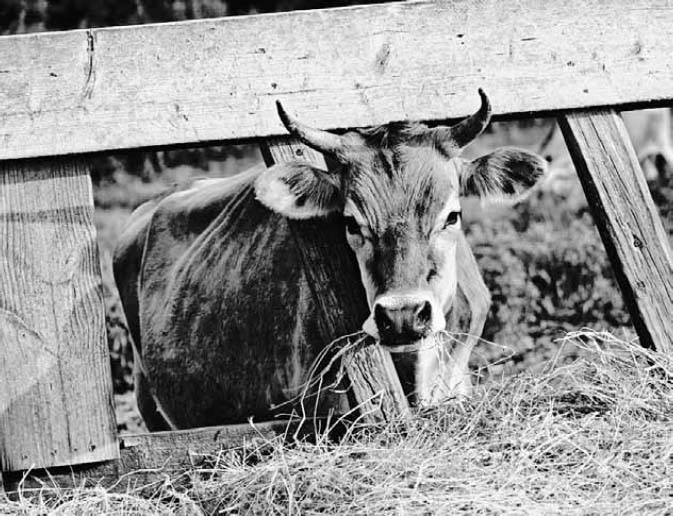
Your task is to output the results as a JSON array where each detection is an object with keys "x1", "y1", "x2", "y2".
[
  {"x1": 344, "y1": 216, "x2": 362, "y2": 236},
  {"x1": 444, "y1": 210, "x2": 461, "y2": 228}
]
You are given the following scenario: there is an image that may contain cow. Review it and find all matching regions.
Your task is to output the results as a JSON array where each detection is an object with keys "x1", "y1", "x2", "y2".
[{"x1": 113, "y1": 90, "x2": 547, "y2": 430}]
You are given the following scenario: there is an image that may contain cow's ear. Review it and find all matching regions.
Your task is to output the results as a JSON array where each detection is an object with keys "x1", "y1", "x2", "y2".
[
  {"x1": 254, "y1": 162, "x2": 343, "y2": 219},
  {"x1": 460, "y1": 147, "x2": 547, "y2": 201}
]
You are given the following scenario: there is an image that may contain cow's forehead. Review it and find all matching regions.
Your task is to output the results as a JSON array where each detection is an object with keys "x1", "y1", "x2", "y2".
[{"x1": 345, "y1": 145, "x2": 460, "y2": 233}]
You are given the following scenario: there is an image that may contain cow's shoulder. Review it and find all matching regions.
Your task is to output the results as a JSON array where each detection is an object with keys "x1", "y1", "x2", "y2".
[
  {"x1": 148, "y1": 167, "x2": 262, "y2": 234},
  {"x1": 113, "y1": 166, "x2": 264, "y2": 313},
  {"x1": 116, "y1": 167, "x2": 260, "y2": 261}
]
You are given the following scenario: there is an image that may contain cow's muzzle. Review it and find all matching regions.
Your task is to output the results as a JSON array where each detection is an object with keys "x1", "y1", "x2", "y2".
[{"x1": 371, "y1": 294, "x2": 434, "y2": 345}]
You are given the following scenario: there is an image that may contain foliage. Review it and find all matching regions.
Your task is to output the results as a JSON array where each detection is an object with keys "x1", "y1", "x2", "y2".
[
  {"x1": 464, "y1": 193, "x2": 630, "y2": 368},
  {"x1": 466, "y1": 166, "x2": 673, "y2": 377},
  {"x1": 649, "y1": 162, "x2": 673, "y2": 237}
]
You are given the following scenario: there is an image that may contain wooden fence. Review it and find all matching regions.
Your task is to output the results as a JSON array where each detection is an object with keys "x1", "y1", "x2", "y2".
[{"x1": 1, "y1": 0, "x2": 672, "y2": 492}]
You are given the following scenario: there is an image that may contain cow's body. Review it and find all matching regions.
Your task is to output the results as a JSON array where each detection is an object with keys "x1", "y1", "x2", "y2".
[
  {"x1": 115, "y1": 167, "x2": 491, "y2": 430},
  {"x1": 115, "y1": 168, "x2": 368, "y2": 428},
  {"x1": 115, "y1": 93, "x2": 545, "y2": 430}
]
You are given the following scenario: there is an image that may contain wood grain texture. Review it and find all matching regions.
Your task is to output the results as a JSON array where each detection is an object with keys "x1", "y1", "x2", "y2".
[
  {"x1": 261, "y1": 137, "x2": 366, "y2": 418},
  {"x1": 261, "y1": 138, "x2": 411, "y2": 422},
  {"x1": 0, "y1": 157, "x2": 118, "y2": 472},
  {"x1": 261, "y1": 137, "x2": 370, "y2": 340},
  {"x1": 342, "y1": 339, "x2": 411, "y2": 425},
  {"x1": 2, "y1": 420, "x2": 293, "y2": 493},
  {"x1": 0, "y1": 0, "x2": 672, "y2": 160},
  {"x1": 559, "y1": 110, "x2": 673, "y2": 353}
]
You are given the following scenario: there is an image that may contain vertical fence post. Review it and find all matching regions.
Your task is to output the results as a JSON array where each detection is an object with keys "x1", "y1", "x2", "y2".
[
  {"x1": 0, "y1": 157, "x2": 118, "y2": 473},
  {"x1": 260, "y1": 138, "x2": 410, "y2": 423}
]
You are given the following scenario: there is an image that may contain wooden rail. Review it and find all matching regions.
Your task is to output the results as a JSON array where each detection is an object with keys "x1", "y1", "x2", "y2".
[
  {"x1": 2, "y1": 420, "x2": 293, "y2": 493},
  {"x1": 0, "y1": 0, "x2": 671, "y2": 160}
]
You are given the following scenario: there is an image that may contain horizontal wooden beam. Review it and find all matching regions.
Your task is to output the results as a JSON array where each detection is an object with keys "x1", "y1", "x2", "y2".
[
  {"x1": 0, "y1": 0, "x2": 672, "y2": 160},
  {"x1": 2, "y1": 419, "x2": 295, "y2": 493}
]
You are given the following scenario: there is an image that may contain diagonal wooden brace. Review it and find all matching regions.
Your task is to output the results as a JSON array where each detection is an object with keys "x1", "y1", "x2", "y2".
[{"x1": 559, "y1": 109, "x2": 673, "y2": 353}]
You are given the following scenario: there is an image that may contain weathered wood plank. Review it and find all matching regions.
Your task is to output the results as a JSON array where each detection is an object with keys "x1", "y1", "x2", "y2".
[
  {"x1": 261, "y1": 138, "x2": 409, "y2": 423},
  {"x1": 0, "y1": 157, "x2": 118, "y2": 472},
  {"x1": 342, "y1": 338, "x2": 411, "y2": 425},
  {"x1": 0, "y1": 0, "x2": 672, "y2": 160},
  {"x1": 2, "y1": 420, "x2": 292, "y2": 493},
  {"x1": 261, "y1": 138, "x2": 367, "y2": 419},
  {"x1": 559, "y1": 110, "x2": 673, "y2": 353}
]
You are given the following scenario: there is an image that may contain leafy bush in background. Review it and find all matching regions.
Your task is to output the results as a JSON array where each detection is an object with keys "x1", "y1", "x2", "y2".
[
  {"x1": 650, "y1": 168, "x2": 673, "y2": 237},
  {"x1": 465, "y1": 199, "x2": 630, "y2": 374},
  {"x1": 468, "y1": 168, "x2": 673, "y2": 376}
]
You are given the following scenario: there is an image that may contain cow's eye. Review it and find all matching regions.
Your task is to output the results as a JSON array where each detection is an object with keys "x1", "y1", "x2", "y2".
[
  {"x1": 444, "y1": 210, "x2": 461, "y2": 228},
  {"x1": 344, "y1": 216, "x2": 362, "y2": 235}
]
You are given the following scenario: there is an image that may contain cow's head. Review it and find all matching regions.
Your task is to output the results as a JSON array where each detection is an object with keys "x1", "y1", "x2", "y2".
[{"x1": 255, "y1": 91, "x2": 545, "y2": 392}]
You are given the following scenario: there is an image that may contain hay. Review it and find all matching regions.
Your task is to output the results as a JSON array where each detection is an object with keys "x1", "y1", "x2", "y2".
[{"x1": 3, "y1": 330, "x2": 673, "y2": 515}]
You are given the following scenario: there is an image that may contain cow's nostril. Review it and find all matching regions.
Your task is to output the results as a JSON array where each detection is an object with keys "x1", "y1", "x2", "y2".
[
  {"x1": 374, "y1": 299, "x2": 433, "y2": 342},
  {"x1": 415, "y1": 300, "x2": 432, "y2": 325},
  {"x1": 374, "y1": 304, "x2": 393, "y2": 332}
]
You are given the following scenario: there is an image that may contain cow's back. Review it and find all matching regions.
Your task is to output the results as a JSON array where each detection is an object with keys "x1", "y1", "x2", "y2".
[{"x1": 114, "y1": 167, "x2": 368, "y2": 428}]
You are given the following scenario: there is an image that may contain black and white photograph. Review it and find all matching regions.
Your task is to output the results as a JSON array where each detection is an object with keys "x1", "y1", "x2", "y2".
[{"x1": 0, "y1": 0, "x2": 672, "y2": 513}]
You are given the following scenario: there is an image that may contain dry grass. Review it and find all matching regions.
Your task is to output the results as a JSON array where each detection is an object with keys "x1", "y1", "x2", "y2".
[{"x1": 3, "y1": 330, "x2": 673, "y2": 515}]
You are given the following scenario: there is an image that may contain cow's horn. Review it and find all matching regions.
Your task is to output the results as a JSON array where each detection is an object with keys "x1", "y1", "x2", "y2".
[
  {"x1": 276, "y1": 101, "x2": 347, "y2": 156},
  {"x1": 434, "y1": 89, "x2": 492, "y2": 154}
]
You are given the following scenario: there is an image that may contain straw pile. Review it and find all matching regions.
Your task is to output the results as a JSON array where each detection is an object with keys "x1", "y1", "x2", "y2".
[{"x1": 3, "y1": 330, "x2": 672, "y2": 515}]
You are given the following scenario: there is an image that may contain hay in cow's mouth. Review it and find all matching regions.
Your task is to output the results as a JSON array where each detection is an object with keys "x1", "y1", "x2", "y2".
[
  {"x1": 276, "y1": 331, "x2": 462, "y2": 418},
  {"x1": 381, "y1": 331, "x2": 457, "y2": 354}
]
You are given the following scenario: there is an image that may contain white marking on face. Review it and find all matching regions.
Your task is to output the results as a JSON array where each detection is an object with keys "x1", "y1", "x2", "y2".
[
  {"x1": 427, "y1": 189, "x2": 462, "y2": 315},
  {"x1": 365, "y1": 292, "x2": 446, "y2": 338},
  {"x1": 415, "y1": 336, "x2": 451, "y2": 405}
]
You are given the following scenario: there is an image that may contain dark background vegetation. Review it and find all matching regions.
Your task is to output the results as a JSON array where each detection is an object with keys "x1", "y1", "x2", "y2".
[
  {"x1": 2, "y1": 0, "x2": 672, "y2": 430},
  {"x1": 0, "y1": 0, "x2": 391, "y2": 34}
]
